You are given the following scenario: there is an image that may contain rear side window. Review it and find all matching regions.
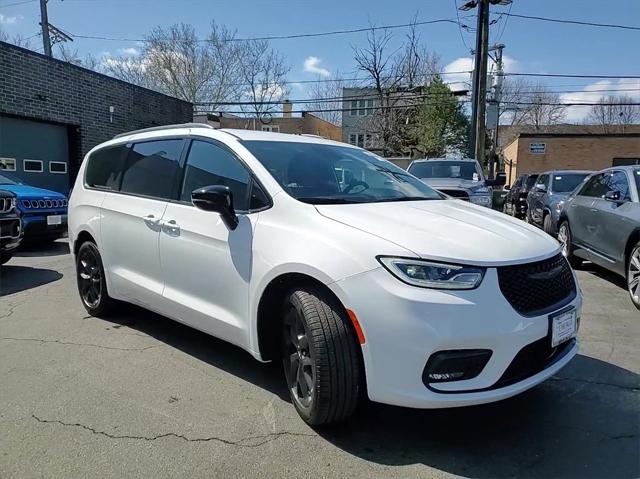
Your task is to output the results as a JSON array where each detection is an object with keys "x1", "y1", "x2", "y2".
[
  {"x1": 85, "y1": 145, "x2": 130, "y2": 190},
  {"x1": 120, "y1": 140, "x2": 183, "y2": 199},
  {"x1": 180, "y1": 140, "x2": 251, "y2": 210},
  {"x1": 578, "y1": 173, "x2": 608, "y2": 198}
]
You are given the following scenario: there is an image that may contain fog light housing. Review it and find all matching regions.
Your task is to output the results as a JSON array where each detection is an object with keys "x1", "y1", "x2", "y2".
[{"x1": 422, "y1": 349, "x2": 493, "y2": 385}]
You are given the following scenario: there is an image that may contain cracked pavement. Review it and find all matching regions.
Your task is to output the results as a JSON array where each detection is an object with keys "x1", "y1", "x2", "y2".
[{"x1": 0, "y1": 240, "x2": 638, "y2": 478}]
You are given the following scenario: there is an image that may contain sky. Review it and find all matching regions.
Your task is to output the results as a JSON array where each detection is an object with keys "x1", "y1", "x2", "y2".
[{"x1": 0, "y1": 0, "x2": 639, "y2": 121}]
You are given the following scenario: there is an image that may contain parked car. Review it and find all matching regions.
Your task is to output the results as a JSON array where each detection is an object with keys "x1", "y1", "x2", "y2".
[
  {"x1": 0, "y1": 171, "x2": 68, "y2": 242},
  {"x1": 407, "y1": 158, "x2": 502, "y2": 208},
  {"x1": 502, "y1": 173, "x2": 539, "y2": 219},
  {"x1": 0, "y1": 190, "x2": 22, "y2": 265},
  {"x1": 527, "y1": 170, "x2": 591, "y2": 235},
  {"x1": 558, "y1": 166, "x2": 640, "y2": 309},
  {"x1": 70, "y1": 124, "x2": 581, "y2": 426}
]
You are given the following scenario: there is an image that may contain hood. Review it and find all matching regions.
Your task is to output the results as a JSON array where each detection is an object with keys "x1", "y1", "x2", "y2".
[
  {"x1": 0, "y1": 184, "x2": 66, "y2": 199},
  {"x1": 421, "y1": 178, "x2": 486, "y2": 192},
  {"x1": 316, "y1": 199, "x2": 559, "y2": 266}
]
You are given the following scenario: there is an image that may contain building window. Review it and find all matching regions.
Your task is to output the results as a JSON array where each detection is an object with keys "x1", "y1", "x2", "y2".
[
  {"x1": 23, "y1": 159, "x2": 43, "y2": 172},
  {"x1": 0, "y1": 158, "x2": 16, "y2": 171},
  {"x1": 49, "y1": 161, "x2": 67, "y2": 174},
  {"x1": 529, "y1": 143, "x2": 546, "y2": 154},
  {"x1": 349, "y1": 100, "x2": 358, "y2": 116},
  {"x1": 261, "y1": 125, "x2": 280, "y2": 133},
  {"x1": 348, "y1": 133, "x2": 372, "y2": 148}
]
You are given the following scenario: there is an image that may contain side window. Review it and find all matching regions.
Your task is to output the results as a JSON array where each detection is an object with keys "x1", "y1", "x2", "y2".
[
  {"x1": 535, "y1": 174, "x2": 547, "y2": 189},
  {"x1": 120, "y1": 140, "x2": 183, "y2": 199},
  {"x1": 85, "y1": 145, "x2": 130, "y2": 190},
  {"x1": 578, "y1": 174, "x2": 608, "y2": 198},
  {"x1": 608, "y1": 171, "x2": 631, "y2": 201},
  {"x1": 180, "y1": 140, "x2": 252, "y2": 211}
]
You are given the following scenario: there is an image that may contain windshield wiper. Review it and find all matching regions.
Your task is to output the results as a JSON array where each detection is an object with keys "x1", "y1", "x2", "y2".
[
  {"x1": 374, "y1": 196, "x2": 437, "y2": 203},
  {"x1": 296, "y1": 197, "x2": 361, "y2": 204}
]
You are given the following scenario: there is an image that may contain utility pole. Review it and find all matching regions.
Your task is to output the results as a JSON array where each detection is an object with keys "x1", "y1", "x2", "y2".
[
  {"x1": 460, "y1": 0, "x2": 512, "y2": 175},
  {"x1": 39, "y1": 0, "x2": 52, "y2": 57},
  {"x1": 487, "y1": 43, "x2": 504, "y2": 177}
]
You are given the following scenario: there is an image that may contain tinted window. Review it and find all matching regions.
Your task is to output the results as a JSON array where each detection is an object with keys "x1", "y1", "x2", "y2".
[
  {"x1": 86, "y1": 145, "x2": 130, "y2": 190},
  {"x1": 243, "y1": 141, "x2": 442, "y2": 204},
  {"x1": 408, "y1": 161, "x2": 480, "y2": 181},
  {"x1": 608, "y1": 171, "x2": 631, "y2": 201},
  {"x1": 551, "y1": 173, "x2": 589, "y2": 193},
  {"x1": 180, "y1": 140, "x2": 251, "y2": 210},
  {"x1": 535, "y1": 174, "x2": 548, "y2": 189},
  {"x1": 634, "y1": 169, "x2": 640, "y2": 196},
  {"x1": 525, "y1": 175, "x2": 539, "y2": 188},
  {"x1": 578, "y1": 174, "x2": 608, "y2": 198},
  {"x1": 120, "y1": 140, "x2": 183, "y2": 199}
]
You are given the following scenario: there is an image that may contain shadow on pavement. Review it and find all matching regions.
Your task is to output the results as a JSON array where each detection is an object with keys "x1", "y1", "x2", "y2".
[
  {"x1": 16, "y1": 240, "x2": 69, "y2": 258},
  {"x1": 0, "y1": 265, "x2": 64, "y2": 296},
  {"x1": 102, "y1": 308, "x2": 639, "y2": 478}
]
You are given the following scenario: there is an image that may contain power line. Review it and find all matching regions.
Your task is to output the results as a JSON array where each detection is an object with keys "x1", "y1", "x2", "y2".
[
  {"x1": 453, "y1": 0, "x2": 473, "y2": 53},
  {"x1": 505, "y1": 72, "x2": 640, "y2": 79},
  {"x1": 0, "y1": 0, "x2": 36, "y2": 7},
  {"x1": 67, "y1": 16, "x2": 474, "y2": 43},
  {"x1": 494, "y1": 0, "x2": 512, "y2": 42},
  {"x1": 503, "y1": 13, "x2": 640, "y2": 31}
]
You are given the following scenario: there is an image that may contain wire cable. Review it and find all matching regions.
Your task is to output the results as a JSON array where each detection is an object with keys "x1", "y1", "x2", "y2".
[{"x1": 504, "y1": 13, "x2": 640, "y2": 31}]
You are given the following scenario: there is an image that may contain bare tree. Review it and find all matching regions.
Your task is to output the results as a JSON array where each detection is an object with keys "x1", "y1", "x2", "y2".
[
  {"x1": 500, "y1": 81, "x2": 566, "y2": 130},
  {"x1": 304, "y1": 73, "x2": 346, "y2": 125},
  {"x1": 588, "y1": 95, "x2": 640, "y2": 132},
  {"x1": 0, "y1": 28, "x2": 34, "y2": 49},
  {"x1": 56, "y1": 44, "x2": 100, "y2": 70},
  {"x1": 352, "y1": 21, "x2": 441, "y2": 156},
  {"x1": 237, "y1": 39, "x2": 290, "y2": 119}
]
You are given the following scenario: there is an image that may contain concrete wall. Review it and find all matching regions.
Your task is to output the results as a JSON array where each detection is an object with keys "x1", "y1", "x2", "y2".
[
  {"x1": 0, "y1": 41, "x2": 193, "y2": 180},
  {"x1": 504, "y1": 134, "x2": 640, "y2": 181}
]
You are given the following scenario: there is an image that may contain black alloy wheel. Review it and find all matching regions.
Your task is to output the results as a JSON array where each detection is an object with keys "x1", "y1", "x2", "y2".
[{"x1": 76, "y1": 242, "x2": 115, "y2": 316}]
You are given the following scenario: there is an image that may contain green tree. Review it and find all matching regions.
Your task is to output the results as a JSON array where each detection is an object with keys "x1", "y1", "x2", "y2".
[{"x1": 418, "y1": 76, "x2": 469, "y2": 157}]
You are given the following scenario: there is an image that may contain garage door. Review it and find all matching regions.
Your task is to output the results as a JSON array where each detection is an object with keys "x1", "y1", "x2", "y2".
[{"x1": 0, "y1": 116, "x2": 70, "y2": 194}]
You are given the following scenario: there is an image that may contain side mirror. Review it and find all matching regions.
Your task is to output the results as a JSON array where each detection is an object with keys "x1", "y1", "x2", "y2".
[
  {"x1": 604, "y1": 190, "x2": 623, "y2": 203},
  {"x1": 503, "y1": 184, "x2": 511, "y2": 190},
  {"x1": 192, "y1": 185, "x2": 238, "y2": 230},
  {"x1": 535, "y1": 184, "x2": 547, "y2": 193}
]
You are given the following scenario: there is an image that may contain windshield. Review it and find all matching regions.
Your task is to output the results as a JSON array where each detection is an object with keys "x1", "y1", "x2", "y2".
[
  {"x1": 408, "y1": 160, "x2": 481, "y2": 181},
  {"x1": 0, "y1": 171, "x2": 21, "y2": 185},
  {"x1": 242, "y1": 141, "x2": 444, "y2": 204},
  {"x1": 552, "y1": 173, "x2": 589, "y2": 193}
]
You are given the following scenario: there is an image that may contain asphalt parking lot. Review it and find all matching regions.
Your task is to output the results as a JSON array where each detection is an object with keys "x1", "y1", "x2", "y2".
[{"x1": 0, "y1": 240, "x2": 638, "y2": 478}]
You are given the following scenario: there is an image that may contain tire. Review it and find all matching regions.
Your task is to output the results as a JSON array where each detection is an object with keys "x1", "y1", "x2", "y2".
[
  {"x1": 281, "y1": 287, "x2": 362, "y2": 426},
  {"x1": 76, "y1": 241, "x2": 116, "y2": 317},
  {"x1": 558, "y1": 221, "x2": 582, "y2": 269},
  {"x1": 543, "y1": 214, "x2": 554, "y2": 235},
  {"x1": 0, "y1": 252, "x2": 13, "y2": 265},
  {"x1": 626, "y1": 241, "x2": 640, "y2": 310}
]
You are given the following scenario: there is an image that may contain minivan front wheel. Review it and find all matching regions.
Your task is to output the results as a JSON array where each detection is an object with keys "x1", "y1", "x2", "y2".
[
  {"x1": 76, "y1": 241, "x2": 115, "y2": 317},
  {"x1": 281, "y1": 287, "x2": 361, "y2": 426},
  {"x1": 626, "y1": 241, "x2": 640, "y2": 310}
]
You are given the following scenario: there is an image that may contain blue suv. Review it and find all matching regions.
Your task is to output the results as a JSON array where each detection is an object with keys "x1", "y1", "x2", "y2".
[{"x1": 0, "y1": 171, "x2": 68, "y2": 242}]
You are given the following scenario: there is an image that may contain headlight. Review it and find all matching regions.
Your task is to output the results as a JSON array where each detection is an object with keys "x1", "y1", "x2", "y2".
[
  {"x1": 474, "y1": 186, "x2": 489, "y2": 194},
  {"x1": 378, "y1": 257, "x2": 485, "y2": 290},
  {"x1": 470, "y1": 195, "x2": 491, "y2": 205}
]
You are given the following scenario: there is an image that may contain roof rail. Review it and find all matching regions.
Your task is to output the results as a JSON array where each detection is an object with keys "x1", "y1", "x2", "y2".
[{"x1": 113, "y1": 123, "x2": 214, "y2": 139}]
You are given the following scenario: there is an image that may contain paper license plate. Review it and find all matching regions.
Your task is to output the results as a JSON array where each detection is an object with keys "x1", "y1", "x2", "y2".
[
  {"x1": 550, "y1": 308, "x2": 577, "y2": 347},
  {"x1": 47, "y1": 215, "x2": 62, "y2": 226}
]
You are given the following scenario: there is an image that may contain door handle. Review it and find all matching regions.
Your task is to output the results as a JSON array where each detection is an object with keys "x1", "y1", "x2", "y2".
[
  {"x1": 590, "y1": 208, "x2": 598, "y2": 212},
  {"x1": 142, "y1": 214, "x2": 160, "y2": 226},
  {"x1": 162, "y1": 219, "x2": 180, "y2": 235}
]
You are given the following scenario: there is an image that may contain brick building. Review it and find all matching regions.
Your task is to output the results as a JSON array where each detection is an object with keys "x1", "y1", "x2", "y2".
[
  {"x1": 502, "y1": 132, "x2": 640, "y2": 185},
  {"x1": 194, "y1": 102, "x2": 341, "y2": 141},
  {"x1": 0, "y1": 41, "x2": 192, "y2": 193}
]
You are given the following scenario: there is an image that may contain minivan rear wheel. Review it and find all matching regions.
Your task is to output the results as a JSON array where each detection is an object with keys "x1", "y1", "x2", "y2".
[
  {"x1": 281, "y1": 287, "x2": 361, "y2": 426},
  {"x1": 558, "y1": 221, "x2": 582, "y2": 269},
  {"x1": 626, "y1": 241, "x2": 640, "y2": 310},
  {"x1": 76, "y1": 241, "x2": 115, "y2": 317}
]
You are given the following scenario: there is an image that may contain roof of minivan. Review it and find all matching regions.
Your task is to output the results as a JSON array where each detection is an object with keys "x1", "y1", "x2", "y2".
[{"x1": 219, "y1": 128, "x2": 352, "y2": 147}]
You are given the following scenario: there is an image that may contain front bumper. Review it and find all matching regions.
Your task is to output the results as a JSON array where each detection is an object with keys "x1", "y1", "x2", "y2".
[
  {"x1": 0, "y1": 216, "x2": 23, "y2": 252},
  {"x1": 469, "y1": 194, "x2": 492, "y2": 208},
  {"x1": 20, "y1": 212, "x2": 68, "y2": 239},
  {"x1": 331, "y1": 266, "x2": 581, "y2": 409}
]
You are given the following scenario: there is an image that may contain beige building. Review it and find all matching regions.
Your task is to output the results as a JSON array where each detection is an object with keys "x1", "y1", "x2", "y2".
[
  {"x1": 502, "y1": 133, "x2": 640, "y2": 185},
  {"x1": 194, "y1": 102, "x2": 341, "y2": 142}
]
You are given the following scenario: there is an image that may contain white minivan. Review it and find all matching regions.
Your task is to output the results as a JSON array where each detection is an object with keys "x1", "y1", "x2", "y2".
[{"x1": 69, "y1": 124, "x2": 582, "y2": 426}]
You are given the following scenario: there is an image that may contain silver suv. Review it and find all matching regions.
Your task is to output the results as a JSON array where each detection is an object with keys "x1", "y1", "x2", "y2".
[
  {"x1": 558, "y1": 166, "x2": 640, "y2": 309},
  {"x1": 407, "y1": 158, "x2": 497, "y2": 207}
]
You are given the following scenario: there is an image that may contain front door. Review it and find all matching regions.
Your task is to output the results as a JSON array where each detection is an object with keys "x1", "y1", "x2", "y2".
[
  {"x1": 100, "y1": 138, "x2": 184, "y2": 308},
  {"x1": 159, "y1": 139, "x2": 264, "y2": 348},
  {"x1": 528, "y1": 174, "x2": 548, "y2": 225}
]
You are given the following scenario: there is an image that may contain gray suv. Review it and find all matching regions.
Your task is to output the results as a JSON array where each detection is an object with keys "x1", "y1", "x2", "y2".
[
  {"x1": 558, "y1": 166, "x2": 640, "y2": 309},
  {"x1": 407, "y1": 158, "x2": 497, "y2": 207},
  {"x1": 527, "y1": 170, "x2": 591, "y2": 235}
]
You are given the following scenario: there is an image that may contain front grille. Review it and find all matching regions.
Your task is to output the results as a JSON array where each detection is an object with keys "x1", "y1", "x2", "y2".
[
  {"x1": 441, "y1": 189, "x2": 469, "y2": 201},
  {"x1": 494, "y1": 337, "x2": 575, "y2": 389},
  {"x1": 497, "y1": 253, "x2": 576, "y2": 317},
  {"x1": 0, "y1": 197, "x2": 14, "y2": 213}
]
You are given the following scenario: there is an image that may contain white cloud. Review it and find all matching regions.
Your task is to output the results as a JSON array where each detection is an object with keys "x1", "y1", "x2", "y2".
[
  {"x1": 0, "y1": 13, "x2": 19, "y2": 25},
  {"x1": 443, "y1": 54, "x2": 520, "y2": 93},
  {"x1": 560, "y1": 79, "x2": 640, "y2": 122},
  {"x1": 118, "y1": 47, "x2": 140, "y2": 56},
  {"x1": 303, "y1": 56, "x2": 330, "y2": 77}
]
